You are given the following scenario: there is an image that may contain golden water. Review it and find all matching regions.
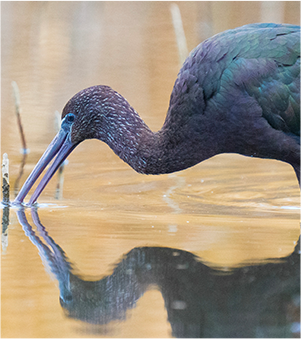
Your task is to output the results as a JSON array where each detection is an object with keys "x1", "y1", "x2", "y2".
[{"x1": 1, "y1": 2, "x2": 300, "y2": 338}]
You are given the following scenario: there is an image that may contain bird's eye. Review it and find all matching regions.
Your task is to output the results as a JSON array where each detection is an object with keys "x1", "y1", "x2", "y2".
[{"x1": 65, "y1": 113, "x2": 75, "y2": 123}]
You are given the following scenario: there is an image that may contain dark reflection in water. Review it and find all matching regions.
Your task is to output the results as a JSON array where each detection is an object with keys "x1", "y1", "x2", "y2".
[
  {"x1": 1, "y1": 205, "x2": 10, "y2": 253},
  {"x1": 17, "y1": 209, "x2": 299, "y2": 338}
]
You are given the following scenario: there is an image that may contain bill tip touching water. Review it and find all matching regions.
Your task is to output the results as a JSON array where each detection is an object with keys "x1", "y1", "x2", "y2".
[{"x1": 14, "y1": 23, "x2": 300, "y2": 206}]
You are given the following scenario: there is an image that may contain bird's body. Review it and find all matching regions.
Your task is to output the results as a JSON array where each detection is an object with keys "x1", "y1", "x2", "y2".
[
  {"x1": 171, "y1": 23, "x2": 300, "y2": 172},
  {"x1": 14, "y1": 23, "x2": 300, "y2": 205}
]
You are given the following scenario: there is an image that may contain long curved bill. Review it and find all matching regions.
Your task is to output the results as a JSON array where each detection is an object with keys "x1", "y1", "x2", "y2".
[{"x1": 14, "y1": 116, "x2": 76, "y2": 205}]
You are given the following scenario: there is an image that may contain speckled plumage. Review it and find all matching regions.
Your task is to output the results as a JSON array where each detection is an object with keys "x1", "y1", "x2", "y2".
[
  {"x1": 14, "y1": 23, "x2": 301, "y2": 205},
  {"x1": 64, "y1": 23, "x2": 300, "y2": 177}
]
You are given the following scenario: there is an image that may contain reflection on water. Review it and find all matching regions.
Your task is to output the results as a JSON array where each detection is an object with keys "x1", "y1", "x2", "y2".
[
  {"x1": 1, "y1": 205, "x2": 10, "y2": 253},
  {"x1": 15, "y1": 208, "x2": 300, "y2": 338}
]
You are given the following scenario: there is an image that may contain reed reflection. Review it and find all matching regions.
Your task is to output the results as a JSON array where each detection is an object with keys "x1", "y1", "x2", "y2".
[
  {"x1": 1, "y1": 205, "x2": 9, "y2": 253},
  {"x1": 17, "y1": 209, "x2": 300, "y2": 338}
]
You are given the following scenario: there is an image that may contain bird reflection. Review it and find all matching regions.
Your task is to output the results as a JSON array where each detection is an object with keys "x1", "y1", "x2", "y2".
[{"x1": 17, "y1": 208, "x2": 300, "y2": 338}]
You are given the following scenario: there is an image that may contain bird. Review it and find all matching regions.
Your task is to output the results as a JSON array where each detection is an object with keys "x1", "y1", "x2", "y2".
[{"x1": 14, "y1": 23, "x2": 300, "y2": 206}]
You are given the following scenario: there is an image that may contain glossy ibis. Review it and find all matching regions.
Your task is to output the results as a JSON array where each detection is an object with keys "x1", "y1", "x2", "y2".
[{"x1": 14, "y1": 23, "x2": 300, "y2": 205}]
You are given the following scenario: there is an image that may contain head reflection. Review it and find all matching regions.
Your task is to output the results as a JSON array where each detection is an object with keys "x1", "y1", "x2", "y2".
[{"x1": 17, "y1": 208, "x2": 300, "y2": 338}]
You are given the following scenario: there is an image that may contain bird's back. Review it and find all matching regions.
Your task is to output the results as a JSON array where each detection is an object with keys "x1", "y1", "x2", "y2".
[{"x1": 172, "y1": 23, "x2": 300, "y2": 134}]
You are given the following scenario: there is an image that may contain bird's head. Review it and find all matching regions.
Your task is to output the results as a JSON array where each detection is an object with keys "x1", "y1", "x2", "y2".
[
  {"x1": 61, "y1": 85, "x2": 128, "y2": 145},
  {"x1": 14, "y1": 85, "x2": 117, "y2": 205}
]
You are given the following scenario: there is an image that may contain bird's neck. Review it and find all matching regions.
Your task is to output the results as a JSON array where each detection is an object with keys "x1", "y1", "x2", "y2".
[{"x1": 96, "y1": 102, "x2": 214, "y2": 175}]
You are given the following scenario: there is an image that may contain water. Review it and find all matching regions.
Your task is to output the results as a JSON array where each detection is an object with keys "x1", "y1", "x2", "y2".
[{"x1": 1, "y1": 2, "x2": 300, "y2": 338}]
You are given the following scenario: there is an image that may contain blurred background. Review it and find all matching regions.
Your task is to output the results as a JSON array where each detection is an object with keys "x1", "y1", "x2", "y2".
[{"x1": 1, "y1": 2, "x2": 300, "y2": 338}]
